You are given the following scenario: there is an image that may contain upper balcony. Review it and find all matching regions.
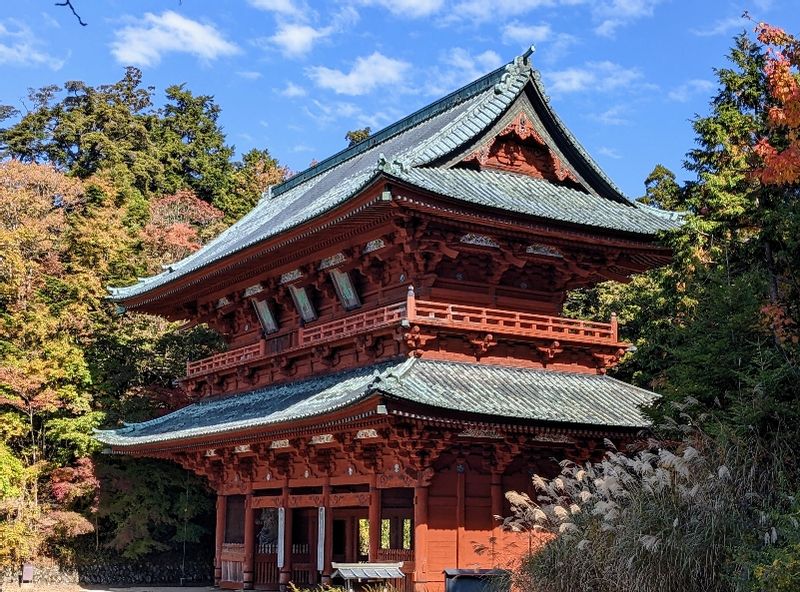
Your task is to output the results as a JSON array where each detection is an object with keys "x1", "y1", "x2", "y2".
[{"x1": 185, "y1": 288, "x2": 622, "y2": 381}]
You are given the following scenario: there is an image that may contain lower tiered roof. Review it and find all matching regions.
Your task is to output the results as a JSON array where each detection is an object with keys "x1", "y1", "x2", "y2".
[{"x1": 96, "y1": 358, "x2": 658, "y2": 449}]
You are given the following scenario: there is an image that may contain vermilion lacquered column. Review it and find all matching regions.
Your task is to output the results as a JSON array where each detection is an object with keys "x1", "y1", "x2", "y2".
[
  {"x1": 456, "y1": 465, "x2": 465, "y2": 567},
  {"x1": 279, "y1": 483, "x2": 292, "y2": 592},
  {"x1": 243, "y1": 494, "x2": 255, "y2": 589},
  {"x1": 215, "y1": 494, "x2": 226, "y2": 587},
  {"x1": 491, "y1": 471, "x2": 503, "y2": 562},
  {"x1": 321, "y1": 480, "x2": 333, "y2": 584},
  {"x1": 368, "y1": 477, "x2": 381, "y2": 561},
  {"x1": 413, "y1": 484, "x2": 429, "y2": 592}
]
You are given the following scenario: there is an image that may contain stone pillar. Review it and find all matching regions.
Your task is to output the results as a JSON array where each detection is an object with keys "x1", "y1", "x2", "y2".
[
  {"x1": 369, "y1": 478, "x2": 381, "y2": 561},
  {"x1": 243, "y1": 494, "x2": 256, "y2": 590},
  {"x1": 214, "y1": 494, "x2": 226, "y2": 587},
  {"x1": 413, "y1": 484, "x2": 429, "y2": 592}
]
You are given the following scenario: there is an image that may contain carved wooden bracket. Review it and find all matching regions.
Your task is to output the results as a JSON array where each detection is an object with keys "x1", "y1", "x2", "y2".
[
  {"x1": 470, "y1": 333, "x2": 497, "y2": 360},
  {"x1": 404, "y1": 326, "x2": 436, "y2": 357},
  {"x1": 536, "y1": 340, "x2": 564, "y2": 365},
  {"x1": 592, "y1": 348, "x2": 626, "y2": 374}
]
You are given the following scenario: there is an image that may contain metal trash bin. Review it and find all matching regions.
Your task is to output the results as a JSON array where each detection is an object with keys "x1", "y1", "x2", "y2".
[{"x1": 444, "y1": 569, "x2": 510, "y2": 592}]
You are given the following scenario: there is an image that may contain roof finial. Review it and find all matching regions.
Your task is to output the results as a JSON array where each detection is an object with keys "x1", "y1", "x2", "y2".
[{"x1": 523, "y1": 45, "x2": 535, "y2": 63}]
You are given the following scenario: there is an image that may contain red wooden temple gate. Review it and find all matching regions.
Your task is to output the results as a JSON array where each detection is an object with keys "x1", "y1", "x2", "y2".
[{"x1": 98, "y1": 48, "x2": 679, "y2": 591}]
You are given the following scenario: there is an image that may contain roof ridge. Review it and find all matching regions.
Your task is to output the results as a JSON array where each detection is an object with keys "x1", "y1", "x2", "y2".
[{"x1": 270, "y1": 54, "x2": 533, "y2": 198}]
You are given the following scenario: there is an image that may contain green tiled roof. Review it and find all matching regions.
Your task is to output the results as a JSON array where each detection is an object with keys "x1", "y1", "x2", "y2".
[
  {"x1": 393, "y1": 168, "x2": 682, "y2": 234},
  {"x1": 108, "y1": 51, "x2": 679, "y2": 302},
  {"x1": 95, "y1": 358, "x2": 658, "y2": 448}
]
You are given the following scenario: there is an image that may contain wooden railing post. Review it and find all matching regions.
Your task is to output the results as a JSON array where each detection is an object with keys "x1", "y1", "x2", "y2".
[
  {"x1": 406, "y1": 285, "x2": 416, "y2": 320},
  {"x1": 611, "y1": 313, "x2": 618, "y2": 342}
]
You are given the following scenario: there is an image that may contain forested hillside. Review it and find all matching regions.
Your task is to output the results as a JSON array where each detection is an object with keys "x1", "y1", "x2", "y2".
[{"x1": 0, "y1": 69, "x2": 287, "y2": 565}]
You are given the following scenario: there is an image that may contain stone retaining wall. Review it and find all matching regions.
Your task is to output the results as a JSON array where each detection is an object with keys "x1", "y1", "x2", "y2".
[{"x1": 2, "y1": 560, "x2": 212, "y2": 586}]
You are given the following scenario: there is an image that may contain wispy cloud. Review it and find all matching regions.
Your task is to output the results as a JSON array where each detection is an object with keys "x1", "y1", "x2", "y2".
[
  {"x1": 451, "y1": 0, "x2": 555, "y2": 24},
  {"x1": 111, "y1": 11, "x2": 239, "y2": 67},
  {"x1": 546, "y1": 61, "x2": 643, "y2": 94},
  {"x1": 307, "y1": 51, "x2": 410, "y2": 95},
  {"x1": 690, "y1": 16, "x2": 747, "y2": 37},
  {"x1": 0, "y1": 20, "x2": 65, "y2": 70},
  {"x1": 359, "y1": 0, "x2": 445, "y2": 18},
  {"x1": 426, "y1": 47, "x2": 503, "y2": 95},
  {"x1": 256, "y1": 6, "x2": 358, "y2": 58},
  {"x1": 592, "y1": 104, "x2": 630, "y2": 125},
  {"x1": 248, "y1": 0, "x2": 308, "y2": 20},
  {"x1": 592, "y1": 0, "x2": 663, "y2": 38},
  {"x1": 501, "y1": 21, "x2": 577, "y2": 64},
  {"x1": 268, "y1": 23, "x2": 331, "y2": 57},
  {"x1": 280, "y1": 81, "x2": 308, "y2": 97},
  {"x1": 304, "y1": 99, "x2": 399, "y2": 131},
  {"x1": 597, "y1": 146, "x2": 622, "y2": 159},
  {"x1": 502, "y1": 22, "x2": 553, "y2": 45},
  {"x1": 237, "y1": 70, "x2": 262, "y2": 80},
  {"x1": 667, "y1": 79, "x2": 714, "y2": 102}
]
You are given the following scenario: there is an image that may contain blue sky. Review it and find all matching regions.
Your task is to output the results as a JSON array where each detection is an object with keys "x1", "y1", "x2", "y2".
[{"x1": 1, "y1": 0, "x2": 797, "y2": 198}]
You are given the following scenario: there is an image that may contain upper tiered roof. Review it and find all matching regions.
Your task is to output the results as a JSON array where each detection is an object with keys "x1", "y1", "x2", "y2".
[{"x1": 109, "y1": 49, "x2": 680, "y2": 304}]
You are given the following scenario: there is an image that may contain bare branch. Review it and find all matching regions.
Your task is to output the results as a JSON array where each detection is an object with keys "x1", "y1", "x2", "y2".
[{"x1": 55, "y1": 0, "x2": 87, "y2": 26}]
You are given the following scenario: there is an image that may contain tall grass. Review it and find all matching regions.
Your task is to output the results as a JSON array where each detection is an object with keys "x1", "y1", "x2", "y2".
[{"x1": 505, "y1": 431, "x2": 792, "y2": 592}]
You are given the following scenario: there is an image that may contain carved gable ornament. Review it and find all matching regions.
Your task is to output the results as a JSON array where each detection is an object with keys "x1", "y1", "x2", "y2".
[{"x1": 460, "y1": 112, "x2": 582, "y2": 187}]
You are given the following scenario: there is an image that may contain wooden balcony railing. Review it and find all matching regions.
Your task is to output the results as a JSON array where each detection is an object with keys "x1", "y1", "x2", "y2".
[
  {"x1": 185, "y1": 288, "x2": 620, "y2": 379},
  {"x1": 411, "y1": 300, "x2": 618, "y2": 345}
]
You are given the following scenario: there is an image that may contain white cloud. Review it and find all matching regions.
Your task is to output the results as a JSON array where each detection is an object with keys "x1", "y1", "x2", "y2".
[
  {"x1": 360, "y1": 0, "x2": 445, "y2": 18},
  {"x1": 268, "y1": 23, "x2": 330, "y2": 57},
  {"x1": 0, "y1": 20, "x2": 65, "y2": 70},
  {"x1": 248, "y1": 0, "x2": 307, "y2": 19},
  {"x1": 111, "y1": 11, "x2": 239, "y2": 67},
  {"x1": 281, "y1": 81, "x2": 308, "y2": 97},
  {"x1": 503, "y1": 22, "x2": 552, "y2": 45},
  {"x1": 258, "y1": 6, "x2": 357, "y2": 59},
  {"x1": 427, "y1": 47, "x2": 503, "y2": 95},
  {"x1": 546, "y1": 61, "x2": 642, "y2": 94},
  {"x1": 593, "y1": 104, "x2": 630, "y2": 125},
  {"x1": 303, "y1": 99, "x2": 398, "y2": 131},
  {"x1": 690, "y1": 16, "x2": 746, "y2": 37},
  {"x1": 667, "y1": 79, "x2": 714, "y2": 102},
  {"x1": 597, "y1": 146, "x2": 622, "y2": 159},
  {"x1": 307, "y1": 52, "x2": 410, "y2": 95},
  {"x1": 237, "y1": 70, "x2": 262, "y2": 80},
  {"x1": 452, "y1": 0, "x2": 556, "y2": 23},
  {"x1": 592, "y1": 0, "x2": 662, "y2": 38}
]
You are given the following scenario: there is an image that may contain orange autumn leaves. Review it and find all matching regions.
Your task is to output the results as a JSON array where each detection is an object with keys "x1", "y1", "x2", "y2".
[{"x1": 754, "y1": 22, "x2": 800, "y2": 184}]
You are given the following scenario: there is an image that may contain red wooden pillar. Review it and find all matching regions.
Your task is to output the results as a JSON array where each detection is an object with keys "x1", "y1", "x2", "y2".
[
  {"x1": 243, "y1": 494, "x2": 256, "y2": 589},
  {"x1": 279, "y1": 484, "x2": 292, "y2": 592},
  {"x1": 369, "y1": 477, "x2": 381, "y2": 561},
  {"x1": 456, "y1": 464, "x2": 466, "y2": 567},
  {"x1": 321, "y1": 481, "x2": 333, "y2": 585},
  {"x1": 491, "y1": 471, "x2": 503, "y2": 563},
  {"x1": 413, "y1": 484, "x2": 429, "y2": 592},
  {"x1": 215, "y1": 494, "x2": 226, "y2": 587}
]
